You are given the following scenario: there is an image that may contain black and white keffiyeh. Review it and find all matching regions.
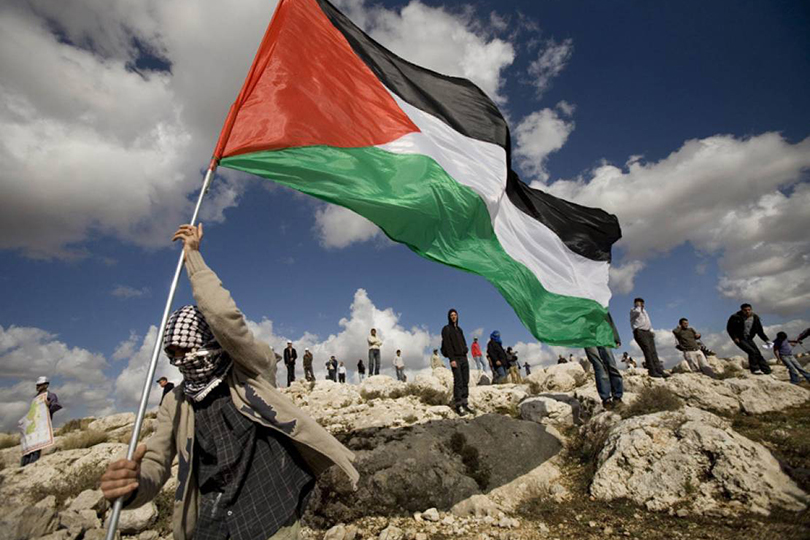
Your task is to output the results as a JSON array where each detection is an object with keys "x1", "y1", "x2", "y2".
[{"x1": 164, "y1": 305, "x2": 232, "y2": 401}]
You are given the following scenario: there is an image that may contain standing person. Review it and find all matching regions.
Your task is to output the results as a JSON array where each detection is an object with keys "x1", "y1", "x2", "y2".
[
  {"x1": 393, "y1": 350, "x2": 405, "y2": 381},
  {"x1": 506, "y1": 347, "x2": 522, "y2": 383},
  {"x1": 367, "y1": 328, "x2": 382, "y2": 376},
  {"x1": 584, "y1": 314, "x2": 624, "y2": 409},
  {"x1": 337, "y1": 362, "x2": 347, "y2": 384},
  {"x1": 486, "y1": 331, "x2": 508, "y2": 383},
  {"x1": 441, "y1": 309, "x2": 473, "y2": 416},
  {"x1": 283, "y1": 340, "x2": 298, "y2": 387},
  {"x1": 673, "y1": 318, "x2": 716, "y2": 377},
  {"x1": 303, "y1": 348, "x2": 314, "y2": 382},
  {"x1": 21, "y1": 376, "x2": 62, "y2": 466},
  {"x1": 99, "y1": 224, "x2": 358, "y2": 539},
  {"x1": 630, "y1": 298, "x2": 667, "y2": 378},
  {"x1": 156, "y1": 377, "x2": 175, "y2": 405},
  {"x1": 773, "y1": 332, "x2": 810, "y2": 385},
  {"x1": 357, "y1": 359, "x2": 366, "y2": 382},
  {"x1": 327, "y1": 356, "x2": 338, "y2": 382},
  {"x1": 523, "y1": 362, "x2": 531, "y2": 376},
  {"x1": 568, "y1": 354, "x2": 575, "y2": 364},
  {"x1": 470, "y1": 337, "x2": 486, "y2": 371},
  {"x1": 430, "y1": 349, "x2": 444, "y2": 370},
  {"x1": 727, "y1": 303, "x2": 773, "y2": 375}
]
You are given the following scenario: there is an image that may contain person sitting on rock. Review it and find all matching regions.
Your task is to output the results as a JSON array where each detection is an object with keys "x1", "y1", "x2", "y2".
[
  {"x1": 486, "y1": 331, "x2": 508, "y2": 383},
  {"x1": 441, "y1": 309, "x2": 474, "y2": 416},
  {"x1": 429, "y1": 349, "x2": 443, "y2": 370},
  {"x1": 621, "y1": 352, "x2": 637, "y2": 368},
  {"x1": 557, "y1": 354, "x2": 567, "y2": 364},
  {"x1": 773, "y1": 332, "x2": 810, "y2": 385},
  {"x1": 584, "y1": 314, "x2": 624, "y2": 410},
  {"x1": 99, "y1": 223, "x2": 358, "y2": 540},
  {"x1": 673, "y1": 318, "x2": 717, "y2": 378}
]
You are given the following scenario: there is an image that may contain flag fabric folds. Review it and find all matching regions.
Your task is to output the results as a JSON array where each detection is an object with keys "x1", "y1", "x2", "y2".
[{"x1": 214, "y1": 0, "x2": 622, "y2": 346}]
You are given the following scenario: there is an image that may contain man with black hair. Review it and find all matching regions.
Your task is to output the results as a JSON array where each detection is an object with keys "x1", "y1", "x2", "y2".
[
  {"x1": 283, "y1": 341, "x2": 297, "y2": 387},
  {"x1": 441, "y1": 309, "x2": 473, "y2": 416},
  {"x1": 673, "y1": 318, "x2": 716, "y2": 377},
  {"x1": 727, "y1": 303, "x2": 772, "y2": 375},
  {"x1": 630, "y1": 297, "x2": 667, "y2": 378},
  {"x1": 156, "y1": 377, "x2": 175, "y2": 405}
]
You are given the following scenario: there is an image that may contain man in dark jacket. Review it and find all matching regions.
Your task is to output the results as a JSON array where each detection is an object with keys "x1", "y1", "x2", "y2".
[
  {"x1": 441, "y1": 308, "x2": 473, "y2": 416},
  {"x1": 302, "y1": 348, "x2": 314, "y2": 382},
  {"x1": 727, "y1": 303, "x2": 772, "y2": 374},
  {"x1": 283, "y1": 341, "x2": 297, "y2": 386},
  {"x1": 487, "y1": 331, "x2": 508, "y2": 382},
  {"x1": 156, "y1": 377, "x2": 175, "y2": 405}
]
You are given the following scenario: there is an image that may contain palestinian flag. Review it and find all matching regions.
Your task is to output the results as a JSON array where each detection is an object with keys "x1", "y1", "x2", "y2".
[{"x1": 214, "y1": 0, "x2": 622, "y2": 346}]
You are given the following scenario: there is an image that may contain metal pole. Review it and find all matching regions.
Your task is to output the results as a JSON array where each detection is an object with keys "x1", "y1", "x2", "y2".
[{"x1": 105, "y1": 165, "x2": 217, "y2": 540}]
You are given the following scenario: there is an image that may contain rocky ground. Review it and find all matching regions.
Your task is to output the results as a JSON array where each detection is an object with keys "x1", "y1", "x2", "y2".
[{"x1": 1, "y1": 354, "x2": 808, "y2": 540}]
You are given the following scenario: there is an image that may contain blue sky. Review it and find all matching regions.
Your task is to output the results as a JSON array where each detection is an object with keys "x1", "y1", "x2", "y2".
[{"x1": 1, "y1": 0, "x2": 808, "y2": 429}]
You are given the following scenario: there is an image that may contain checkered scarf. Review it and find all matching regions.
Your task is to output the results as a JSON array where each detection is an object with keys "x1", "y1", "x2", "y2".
[{"x1": 163, "y1": 305, "x2": 232, "y2": 401}]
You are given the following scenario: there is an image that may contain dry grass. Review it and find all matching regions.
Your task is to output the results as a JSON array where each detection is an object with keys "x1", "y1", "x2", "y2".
[
  {"x1": 57, "y1": 418, "x2": 93, "y2": 435},
  {"x1": 59, "y1": 430, "x2": 108, "y2": 450},
  {"x1": 30, "y1": 462, "x2": 105, "y2": 507},
  {"x1": 116, "y1": 422, "x2": 156, "y2": 444},
  {"x1": 0, "y1": 432, "x2": 20, "y2": 450},
  {"x1": 620, "y1": 386, "x2": 683, "y2": 419}
]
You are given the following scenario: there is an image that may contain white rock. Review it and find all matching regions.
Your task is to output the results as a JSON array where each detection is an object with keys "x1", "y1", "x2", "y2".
[
  {"x1": 108, "y1": 502, "x2": 157, "y2": 534},
  {"x1": 519, "y1": 397, "x2": 574, "y2": 426},
  {"x1": 451, "y1": 494, "x2": 502, "y2": 518},
  {"x1": 591, "y1": 406, "x2": 808, "y2": 515},
  {"x1": 671, "y1": 360, "x2": 692, "y2": 374},
  {"x1": 378, "y1": 525, "x2": 403, "y2": 540},
  {"x1": 68, "y1": 489, "x2": 107, "y2": 513},
  {"x1": 422, "y1": 507, "x2": 440, "y2": 522},
  {"x1": 59, "y1": 509, "x2": 101, "y2": 532},
  {"x1": 87, "y1": 413, "x2": 135, "y2": 432}
]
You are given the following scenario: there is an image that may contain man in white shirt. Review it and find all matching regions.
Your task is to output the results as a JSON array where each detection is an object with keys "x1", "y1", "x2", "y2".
[
  {"x1": 367, "y1": 328, "x2": 382, "y2": 375},
  {"x1": 630, "y1": 297, "x2": 666, "y2": 378},
  {"x1": 394, "y1": 349, "x2": 405, "y2": 381}
]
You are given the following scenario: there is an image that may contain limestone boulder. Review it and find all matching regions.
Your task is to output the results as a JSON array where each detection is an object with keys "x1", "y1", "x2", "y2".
[
  {"x1": 591, "y1": 406, "x2": 808, "y2": 515},
  {"x1": 467, "y1": 386, "x2": 527, "y2": 414},
  {"x1": 87, "y1": 413, "x2": 135, "y2": 433},
  {"x1": 519, "y1": 396, "x2": 575, "y2": 426},
  {"x1": 0, "y1": 505, "x2": 58, "y2": 540},
  {"x1": 450, "y1": 494, "x2": 502, "y2": 518},
  {"x1": 671, "y1": 360, "x2": 692, "y2": 374},
  {"x1": 108, "y1": 502, "x2": 157, "y2": 534},
  {"x1": 68, "y1": 489, "x2": 108, "y2": 513},
  {"x1": 527, "y1": 363, "x2": 587, "y2": 393},
  {"x1": 59, "y1": 509, "x2": 101, "y2": 532},
  {"x1": 359, "y1": 376, "x2": 407, "y2": 400}
]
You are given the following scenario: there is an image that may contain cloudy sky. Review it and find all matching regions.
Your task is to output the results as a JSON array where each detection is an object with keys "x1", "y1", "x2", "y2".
[{"x1": 1, "y1": 0, "x2": 809, "y2": 430}]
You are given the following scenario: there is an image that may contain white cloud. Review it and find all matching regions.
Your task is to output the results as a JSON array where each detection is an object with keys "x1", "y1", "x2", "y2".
[
  {"x1": 513, "y1": 107, "x2": 575, "y2": 181},
  {"x1": 113, "y1": 326, "x2": 182, "y2": 409},
  {"x1": 313, "y1": 204, "x2": 382, "y2": 249},
  {"x1": 111, "y1": 285, "x2": 150, "y2": 299},
  {"x1": 527, "y1": 38, "x2": 573, "y2": 99},
  {"x1": 609, "y1": 260, "x2": 645, "y2": 295},
  {"x1": 544, "y1": 133, "x2": 810, "y2": 315},
  {"x1": 0, "y1": 324, "x2": 113, "y2": 430}
]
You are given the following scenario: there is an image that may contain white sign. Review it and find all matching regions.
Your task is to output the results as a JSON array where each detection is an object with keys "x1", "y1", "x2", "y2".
[{"x1": 18, "y1": 393, "x2": 55, "y2": 455}]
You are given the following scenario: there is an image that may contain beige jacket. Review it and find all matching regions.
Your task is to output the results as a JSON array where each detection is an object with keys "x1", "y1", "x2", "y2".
[
  {"x1": 367, "y1": 334, "x2": 382, "y2": 350},
  {"x1": 125, "y1": 251, "x2": 359, "y2": 539}
]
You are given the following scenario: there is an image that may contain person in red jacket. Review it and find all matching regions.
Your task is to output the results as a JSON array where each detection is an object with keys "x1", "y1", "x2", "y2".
[{"x1": 471, "y1": 337, "x2": 486, "y2": 371}]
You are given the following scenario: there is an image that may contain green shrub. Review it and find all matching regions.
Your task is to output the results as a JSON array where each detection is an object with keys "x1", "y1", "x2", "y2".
[
  {"x1": 620, "y1": 386, "x2": 683, "y2": 419},
  {"x1": 0, "y1": 433, "x2": 20, "y2": 450},
  {"x1": 59, "y1": 430, "x2": 109, "y2": 450}
]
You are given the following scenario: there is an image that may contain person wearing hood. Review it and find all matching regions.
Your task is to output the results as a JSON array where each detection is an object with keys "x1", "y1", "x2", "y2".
[
  {"x1": 487, "y1": 331, "x2": 508, "y2": 383},
  {"x1": 99, "y1": 224, "x2": 358, "y2": 540},
  {"x1": 302, "y1": 348, "x2": 314, "y2": 382},
  {"x1": 357, "y1": 359, "x2": 366, "y2": 382},
  {"x1": 727, "y1": 303, "x2": 772, "y2": 375},
  {"x1": 21, "y1": 376, "x2": 62, "y2": 466},
  {"x1": 441, "y1": 309, "x2": 474, "y2": 416}
]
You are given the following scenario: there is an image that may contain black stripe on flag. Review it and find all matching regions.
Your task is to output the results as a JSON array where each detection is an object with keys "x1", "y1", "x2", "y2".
[{"x1": 316, "y1": 0, "x2": 621, "y2": 263}]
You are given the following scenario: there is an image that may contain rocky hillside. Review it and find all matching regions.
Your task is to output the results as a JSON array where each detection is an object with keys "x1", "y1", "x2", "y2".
[{"x1": 1, "y1": 355, "x2": 808, "y2": 540}]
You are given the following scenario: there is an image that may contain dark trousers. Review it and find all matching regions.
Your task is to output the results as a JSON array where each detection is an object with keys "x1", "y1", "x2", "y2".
[
  {"x1": 450, "y1": 356, "x2": 470, "y2": 408},
  {"x1": 286, "y1": 364, "x2": 295, "y2": 386},
  {"x1": 736, "y1": 338, "x2": 772, "y2": 374},
  {"x1": 368, "y1": 349, "x2": 381, "y2": 375},
  {"x1": 633, "y1": 329, "x2": 665, "y2": 377},
  {"x1": 338, "y1": 373, "x2": 346, "y2": 383},
  {"x1": 21, "y1": 450, "x2": 41, "y2": 466},
  {"x1": 304, "y1": 366, "x2": 314, "y2": 381}
]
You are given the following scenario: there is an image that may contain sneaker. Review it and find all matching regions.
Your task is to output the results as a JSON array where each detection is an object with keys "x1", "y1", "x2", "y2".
[
  {"x1": 751, "y1": 370, "x2": 764, "y2": 375},
  {"x1": 455, "y1": 406, "x2": 468, "y2": 417},
  {"x1": 602, "y1": 400, "x2": 614, "y2": 410}
]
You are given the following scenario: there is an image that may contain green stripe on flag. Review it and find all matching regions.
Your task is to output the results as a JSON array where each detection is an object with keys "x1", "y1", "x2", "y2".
[{"x1": 221, "y1": 146, "x2": 614, "y2": 347}]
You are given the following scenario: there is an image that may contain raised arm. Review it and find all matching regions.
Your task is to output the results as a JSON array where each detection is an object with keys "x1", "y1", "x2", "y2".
[{"x1": 174, "y1": 224, "x2": 277, "y2": 380}]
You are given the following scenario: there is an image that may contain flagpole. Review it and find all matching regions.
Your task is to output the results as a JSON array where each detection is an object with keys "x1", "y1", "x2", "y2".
[{"x1": 105, "y1": 163, "x2": 217, "y2": 540}]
